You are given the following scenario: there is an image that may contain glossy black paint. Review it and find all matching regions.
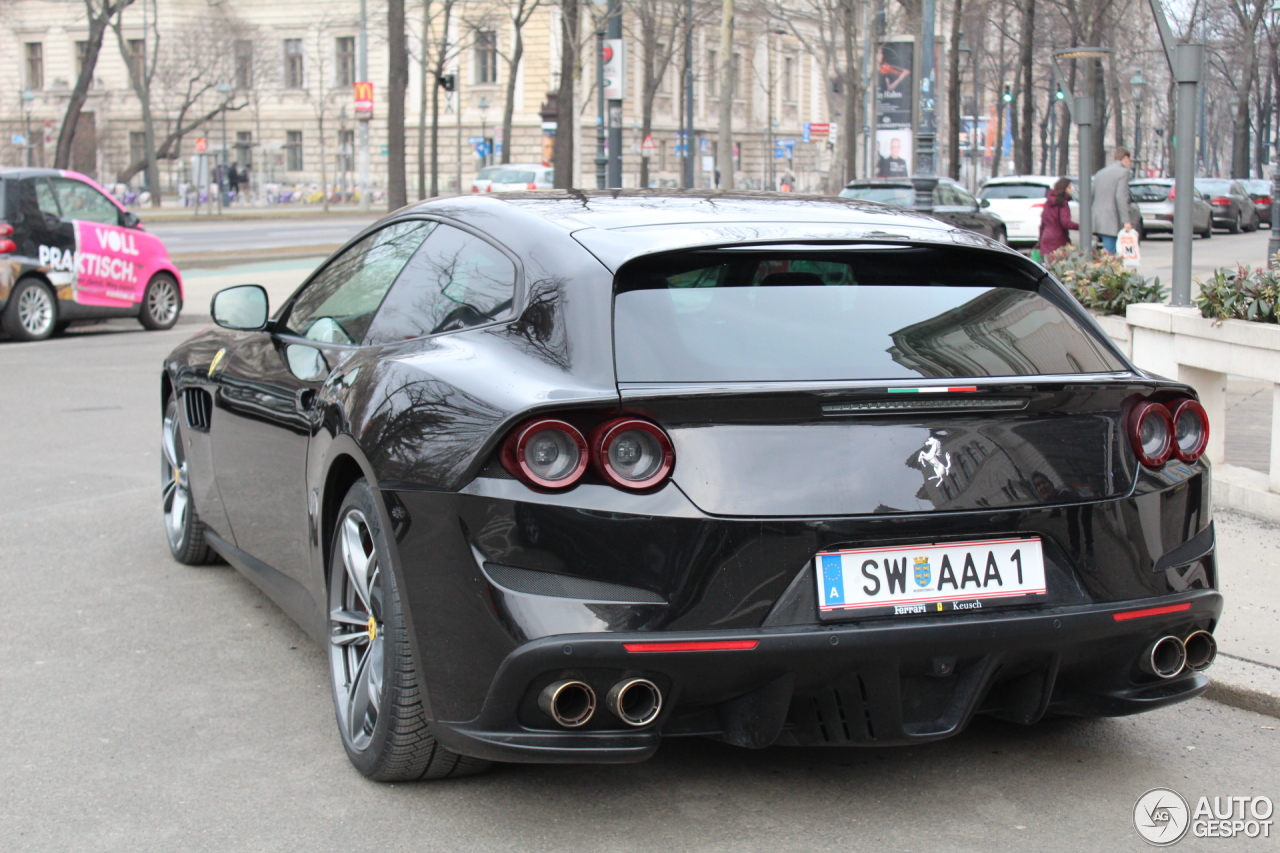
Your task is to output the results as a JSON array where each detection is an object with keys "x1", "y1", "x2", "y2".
[{"x1": 162, "y1": 190, "x2": 1220, "y2": 763}]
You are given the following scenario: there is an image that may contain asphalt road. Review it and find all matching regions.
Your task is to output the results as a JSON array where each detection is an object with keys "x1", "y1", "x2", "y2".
[
  {"x1": 1, "y1": 323, "x2": 1278, "y2": 852},
  {"x1": 146, "y1": 215, "x2": 376, "y2": 256}
]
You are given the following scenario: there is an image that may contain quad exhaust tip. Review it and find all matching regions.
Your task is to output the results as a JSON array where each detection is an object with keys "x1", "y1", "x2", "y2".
[
  {"x1": 539, "y1": 680, "x2": 596, "y2": 728},
  {"x1": 606, "y1": 678, "x2": 663, "y2": 727},
  {"x1": 1184, "y1": 630, "x2": 1217, "y2": 672},
  {"x1": 1141, "y1": 635, "x2": 1188, "y2": 679}
]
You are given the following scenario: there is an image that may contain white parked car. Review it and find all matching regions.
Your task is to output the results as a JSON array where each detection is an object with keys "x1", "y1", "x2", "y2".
[
  {"x1": 469, "y1": 164, "x2": 554, "y2": 193},
  {"x1": 978, "y1": 176, "x2": 1078, "y2": 247}
]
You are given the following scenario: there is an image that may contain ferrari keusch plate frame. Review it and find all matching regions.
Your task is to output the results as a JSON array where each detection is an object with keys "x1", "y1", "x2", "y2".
[{"x1": 815, "y1": 537, "x2": 1047, "y2": 619}]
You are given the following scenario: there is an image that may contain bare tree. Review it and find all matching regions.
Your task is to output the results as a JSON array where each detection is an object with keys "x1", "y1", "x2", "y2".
[
  {"x1": 111, "y1": 0, "x2": 162, "y2": 203},
  {"x1": 389, "y1": 0, "x2": 409, "y2": 208},
  {"x1": 628, "y1": 0, "x2": 685, "y2": 187},
  {"x1": 1226, "y1": 0, "x2": 1269, "y2": 177},
  {"x1": 56, "y1": 0, "x2": 136, "y2": 171},
  {"x1": 492, "y1": 0, "x2": 543, "y2": 164},
  {"x1": 553, "y1": 0, "x2": 580, "y2": 187}
]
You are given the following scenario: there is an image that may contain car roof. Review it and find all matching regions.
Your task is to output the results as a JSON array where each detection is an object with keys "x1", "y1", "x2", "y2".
[
  {"x1": 397, "y1": 190, "x2": 1019, "y2": 271},
  {"x1": 0, "y1": 167, "x2": 68, "y2": 180},
  {"x1": 982, "y1": 175, "x2": 1059, "y2": 186},
  {"x1": 843, "y1": 178, "x2": 959, "y2": 188}
]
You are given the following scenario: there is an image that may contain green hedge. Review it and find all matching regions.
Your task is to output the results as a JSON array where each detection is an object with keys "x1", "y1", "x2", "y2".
[
  {"x1": 1046, "y1": 247, "x2": 1166, "y2": 316},
  {"x1": 1195, "y1": 259, "x2": 1280, "y2": 324}
]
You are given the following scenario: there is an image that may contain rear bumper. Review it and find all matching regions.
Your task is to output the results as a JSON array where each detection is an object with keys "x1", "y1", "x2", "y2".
[{"x1": 428, "y1": 590, "x2": 1221, "y2": 763}]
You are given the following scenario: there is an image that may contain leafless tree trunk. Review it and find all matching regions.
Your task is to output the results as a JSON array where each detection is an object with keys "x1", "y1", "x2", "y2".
[
  {"x1": 498, "y1": 0, "x2": 542, "y2": 165},
  {"x1": 553, "y1": 0, "x2": 579, "y2": 188},
  {"x1": 418, "y1": 0, "x2": 433, "y2": 200},
  {"x1": 1015, "y1": 0, "x2": 1034, "y2": 173},
  {"x1": 112, "y1": 0, "x2": 161, "y2": 205},
  {"x1": 1230, "y1": 0, "x2": 1268, "y2": 178},
  {"x1": 947, "y1": 0, "x2": 964, "y2": 179},
  {"x1": 716, "y1": 0, "x2": 735, "y2": 189},
  {"x1": 389, "y1": 0, "x2": 409, "y2": 209},
  {"x1": 57, "y1": 0, "x2": 135, "y2": 171}
]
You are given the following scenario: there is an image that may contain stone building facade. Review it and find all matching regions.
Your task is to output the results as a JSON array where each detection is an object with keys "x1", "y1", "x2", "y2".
[{"x1": 0, "y1": 0, "x2": 839, "y2": 199}]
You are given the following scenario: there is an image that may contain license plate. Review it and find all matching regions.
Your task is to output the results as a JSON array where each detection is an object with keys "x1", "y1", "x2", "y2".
[{"x1": 815, "y1": 537, "x2": 1047, "y2": 619}]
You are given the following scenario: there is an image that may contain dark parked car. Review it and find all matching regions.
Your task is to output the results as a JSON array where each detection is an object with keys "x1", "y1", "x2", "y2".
[
  {"x1": 839, "y1": 178, "x2": 1008, "y2": 242},
  {"x1": 161, "y1": 191, "x2": 1220, "y2": 781},
  {"x1": 1239, "y1": 179, "x2": 1273, "y2": 227},
  {"x1": 1195, "y1": 178, "x2": 1260, "y2": 233},
  {"x1": 0, "y1": 167, "x2": 183, "y2": 341}
]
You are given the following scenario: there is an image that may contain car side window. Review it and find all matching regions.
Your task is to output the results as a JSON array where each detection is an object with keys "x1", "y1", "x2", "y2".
[
  {"x1": 953, "y1": 186, "x2": 978, "y2": 207},
  {"x1": 364, "y1": 223, "x2": 517, "y2": 345},
  {"x1": 51, "y1": 177, "x2": 120, "y2": 225},
  {"x1": 285, "y1": 220, "x2": 436, "y2": 345},
  {"x1": 33, "y1": 178, "x2": 61, "y2": 218},
  {"x1": 933, "y1": 184, "x2": 958, "y2": 206}
]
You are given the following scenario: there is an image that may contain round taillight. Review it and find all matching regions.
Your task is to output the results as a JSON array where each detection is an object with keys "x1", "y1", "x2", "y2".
[
  {"x1": 1128, "y1": 400, "x2": 1174, "y2": 468},
  {"x1": 590, "y1": 418, "x2": 674, "y2": 490},
  {"x1": 1169, "y1": 398, "x2": 1209, "y2": 462},
  {"x1": 501, "y1": 419, "x2": 588, "y2": 490},
  {"x1": 0, "y1": 238, "x2": 15, "y2": 254}
]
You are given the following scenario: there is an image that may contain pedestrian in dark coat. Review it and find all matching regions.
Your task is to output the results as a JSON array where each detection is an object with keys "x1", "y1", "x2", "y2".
[{"x1": 1039, "y1": 177, "x2": 1080, "y2": 258}]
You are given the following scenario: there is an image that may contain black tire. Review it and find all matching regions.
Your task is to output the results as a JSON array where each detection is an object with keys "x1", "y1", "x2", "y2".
[
  {"x1": 2, "y1": 278, "x2": 58, "y2": 341},
  {"x1": 139, "y1": 272, "x2": 182, "y2": 330},
  {"x1": 1229, "y1": 212, "x2": 1242, "y2": 234},
  {"x1": 327, "y1": 479, "x2": 490, "y2": 781},
  {"x1": 161, "y1": 396, "x2": 218, "y2": 565},
  {"x1": 1200, "y1": 220, "x2": 1212, "y2": 239}
]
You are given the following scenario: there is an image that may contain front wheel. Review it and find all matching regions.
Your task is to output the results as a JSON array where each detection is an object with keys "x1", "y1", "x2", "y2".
[
  {"x1": 162, "y1": 396, "x2": 218, "y2": 564},
  {"x1": 2, "y1": 278, "x2": 57, "y2": 341},
  {"x1": 140, "y1": 273, "x2": 181, "y2": 330},
  {"x1": 327, "y1": 479, "x2": 490, "y2": 781}
]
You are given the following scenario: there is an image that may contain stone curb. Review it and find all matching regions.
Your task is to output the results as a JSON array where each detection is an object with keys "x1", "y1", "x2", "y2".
[{"x1": 1203, "y1": 654, "x2": 1280, "y2": 719}]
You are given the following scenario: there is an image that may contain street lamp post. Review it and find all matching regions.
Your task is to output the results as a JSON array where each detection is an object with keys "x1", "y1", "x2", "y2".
[
  {"x1": 1053, "y1": 47, "x2": 1111, "y2": 258},
  {"x1": 21, "y1": 89, "x2": 35, "y2": 167},
  {"x1": 478, "y1": 97, "x2": 490, "y2": 166},
  {"x1": 1148, "y1": 0, "x2": 1204, "y2": 305},
  {"x1": 912, "y1": 0, "x2": 939, "y2": 209},
  {"x1": 1130, "y1": 71, "x2": 1145, "y2": 170},
  {"x1": 216, "y1": 80, "x2": 231, "y2": 214}
]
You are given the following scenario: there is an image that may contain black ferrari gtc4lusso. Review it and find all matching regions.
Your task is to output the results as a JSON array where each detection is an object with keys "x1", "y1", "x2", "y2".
[{"x1": 161, "y1": 191, "x2": 1219, "y2": 781}]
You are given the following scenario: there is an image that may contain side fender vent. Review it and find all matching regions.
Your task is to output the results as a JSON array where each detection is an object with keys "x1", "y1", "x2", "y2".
[
  {"x1": 184, "y1": 388, "x2": 212, "y2": 431},
  {"x1": 482, "y1": 562, "x2": 666, "y2": 604}
]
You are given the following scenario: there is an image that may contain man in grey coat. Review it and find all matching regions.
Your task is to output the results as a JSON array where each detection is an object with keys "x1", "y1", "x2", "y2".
[{"x1": 1092, "y1": 146, "x2": 1133, "y2": 254}]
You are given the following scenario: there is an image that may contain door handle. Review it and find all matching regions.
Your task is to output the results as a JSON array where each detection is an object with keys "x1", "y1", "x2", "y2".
[{"x1": 295, "y1": 388, "x2": 317, "y2": 413}]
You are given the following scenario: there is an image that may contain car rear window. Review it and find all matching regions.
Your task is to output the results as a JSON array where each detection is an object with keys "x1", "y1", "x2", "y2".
[
  {"x1": 838, "y1": 186, "x2": 915, "y2": 206},
  {"x1": 613, "y1": 248, "x2": 1124, "y2": 382},
  {"x1": 979, "y1": 184, "x2": 1048, "y2": 200},
  {"x1": 1130, "y1": 184, "x2": 1171, "y2": 202},
  {"x1": 494, "y1": 170, "x2": 536, "y2": 183},
  {"x1": 1196, "y1": 180, "x2": 1233, "y2": 194}
]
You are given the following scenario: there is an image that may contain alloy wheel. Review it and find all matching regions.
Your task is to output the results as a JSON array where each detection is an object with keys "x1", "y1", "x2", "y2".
[
  {"x1": 148, "y1": 278, "x2": 179, "y2": 326},
  {"x1": 17, "y1": 285, "x2": 54, "y2": 337},
  {"x1": 161, "y1": 407, "x2": 190, "y2": 551},
  {"x1": 329, "y1": 509, "x2": 385, "y2": 752}
]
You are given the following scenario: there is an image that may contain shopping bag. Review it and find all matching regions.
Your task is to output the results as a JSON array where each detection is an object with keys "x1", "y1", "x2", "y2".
[
  {"x1": 1117, "y1": 227, "x2": 1141, "y2": 267},
  {"x1": 1030, "y1": 248, "x2": 1044, "y2": 263}
]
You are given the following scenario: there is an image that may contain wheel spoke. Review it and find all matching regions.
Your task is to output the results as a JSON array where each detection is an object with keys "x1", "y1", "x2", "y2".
[
  {"x1": 341, "y1": 515, "x2": 373, "y2": 611},
  {"x1": 347, "y1": 648, "x2": 374, "y2": 740},
  {"x1": 168, "y1": 488, "x2": 188, "y2": 537},
  {"x1": 330, "y1": 608, "x2": 369, "y2": 627},
  {"x1": 331, "y1": 630, "x2": 369, "y2": 647}
]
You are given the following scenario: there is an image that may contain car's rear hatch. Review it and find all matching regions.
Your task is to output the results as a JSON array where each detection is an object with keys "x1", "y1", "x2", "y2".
[{"x1": 611, "y1": 244, "x2": 1141, "y2": 517}]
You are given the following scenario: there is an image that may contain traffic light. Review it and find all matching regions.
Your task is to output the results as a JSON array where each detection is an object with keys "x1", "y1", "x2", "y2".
[
  {"x1": 1002, "y1": 84, "x2": 1013, "y2": 104},
  {"x1": 437, "y1": 74, "x2": 456, "y2": 92},
  {"x1": 1054, "y1": 87, "x2": 1066, "y2": 101}
]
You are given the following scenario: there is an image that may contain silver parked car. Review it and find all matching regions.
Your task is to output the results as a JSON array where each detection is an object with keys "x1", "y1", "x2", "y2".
[{"x1": 1130, "y1": 179, "x2": 1213, "y2": 239}]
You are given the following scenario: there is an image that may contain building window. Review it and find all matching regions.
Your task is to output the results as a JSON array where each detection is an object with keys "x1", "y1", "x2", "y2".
[
  {"x1": 126, "y1": 39, "x2": 146, "y2": 83},
  {"x1": 336, "y1": 37, "x2": 356, "y2": 88},
  {"x1": 25, "y1": 43, "x2": 43, "y2": 90},
  {"x1": 286, "y1": 130, "x2": 303, "y2": 170},
  {"x1": 235, "y1": 131, "x2": 253, "y2": 167},
  {"x1": 338, "y1": 129, "x2": 354, "y2": 173},
  {"x1": 706, "y1": 50, "x2": 718, "y2": 97},
  {"x1": 235, "y1": 40, "x2": 254, "y2": 89},
  {"x1": 76, "y1": 41, "x2": 91, "y2": 83},
  {"x1": 783, "y1": 55, "x2": 795, "y2": 102},
  {"x1": 475, "y1": 30, "x2": 498, "y2": 84},
  {"x1": 284, "y1": 39, "x2": 304, "y2": 89}
]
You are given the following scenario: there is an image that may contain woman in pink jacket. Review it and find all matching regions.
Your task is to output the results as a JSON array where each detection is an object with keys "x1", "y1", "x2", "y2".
[{"x1": 1038, "y1": 177, "x2": 1079, "y2": 258}]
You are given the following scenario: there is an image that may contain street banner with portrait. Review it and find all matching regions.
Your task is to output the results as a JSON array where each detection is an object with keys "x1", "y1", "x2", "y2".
[{"x1": 876, "y1": 40, "x2": 914, "y2": 178}]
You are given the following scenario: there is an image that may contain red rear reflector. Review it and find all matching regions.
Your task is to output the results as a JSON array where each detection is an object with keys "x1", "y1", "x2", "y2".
[
  {"x1": 527, "y1": 182, "x2": 538, "y2": 190},
  {"x1": 1112, "y1": 602, "x2": 1192, "y2": 622},
  {"x1": 1031, "y1": 202, "x2": 1045, "y2": 209},
  {"x1": 0, "y1": 239, "x2": 15, "y2": 254},
  {"x1": 624, "y1": 640, "x2": 759, "y2": 653}
]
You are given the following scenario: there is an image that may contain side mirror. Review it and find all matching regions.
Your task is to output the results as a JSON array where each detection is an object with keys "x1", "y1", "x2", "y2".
[
  {"x1": 121, "y1": 211, "x2": 141, "y2": 228},
  {"x1": 211, "y1": 284, "x2": 269, "y2": 331},
  {"x1": 980, "y1": 198, "x2": 991, "y2": 209},
  {"x1": 286, "y1": 344, "x2": 329, "y2": 382}
]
